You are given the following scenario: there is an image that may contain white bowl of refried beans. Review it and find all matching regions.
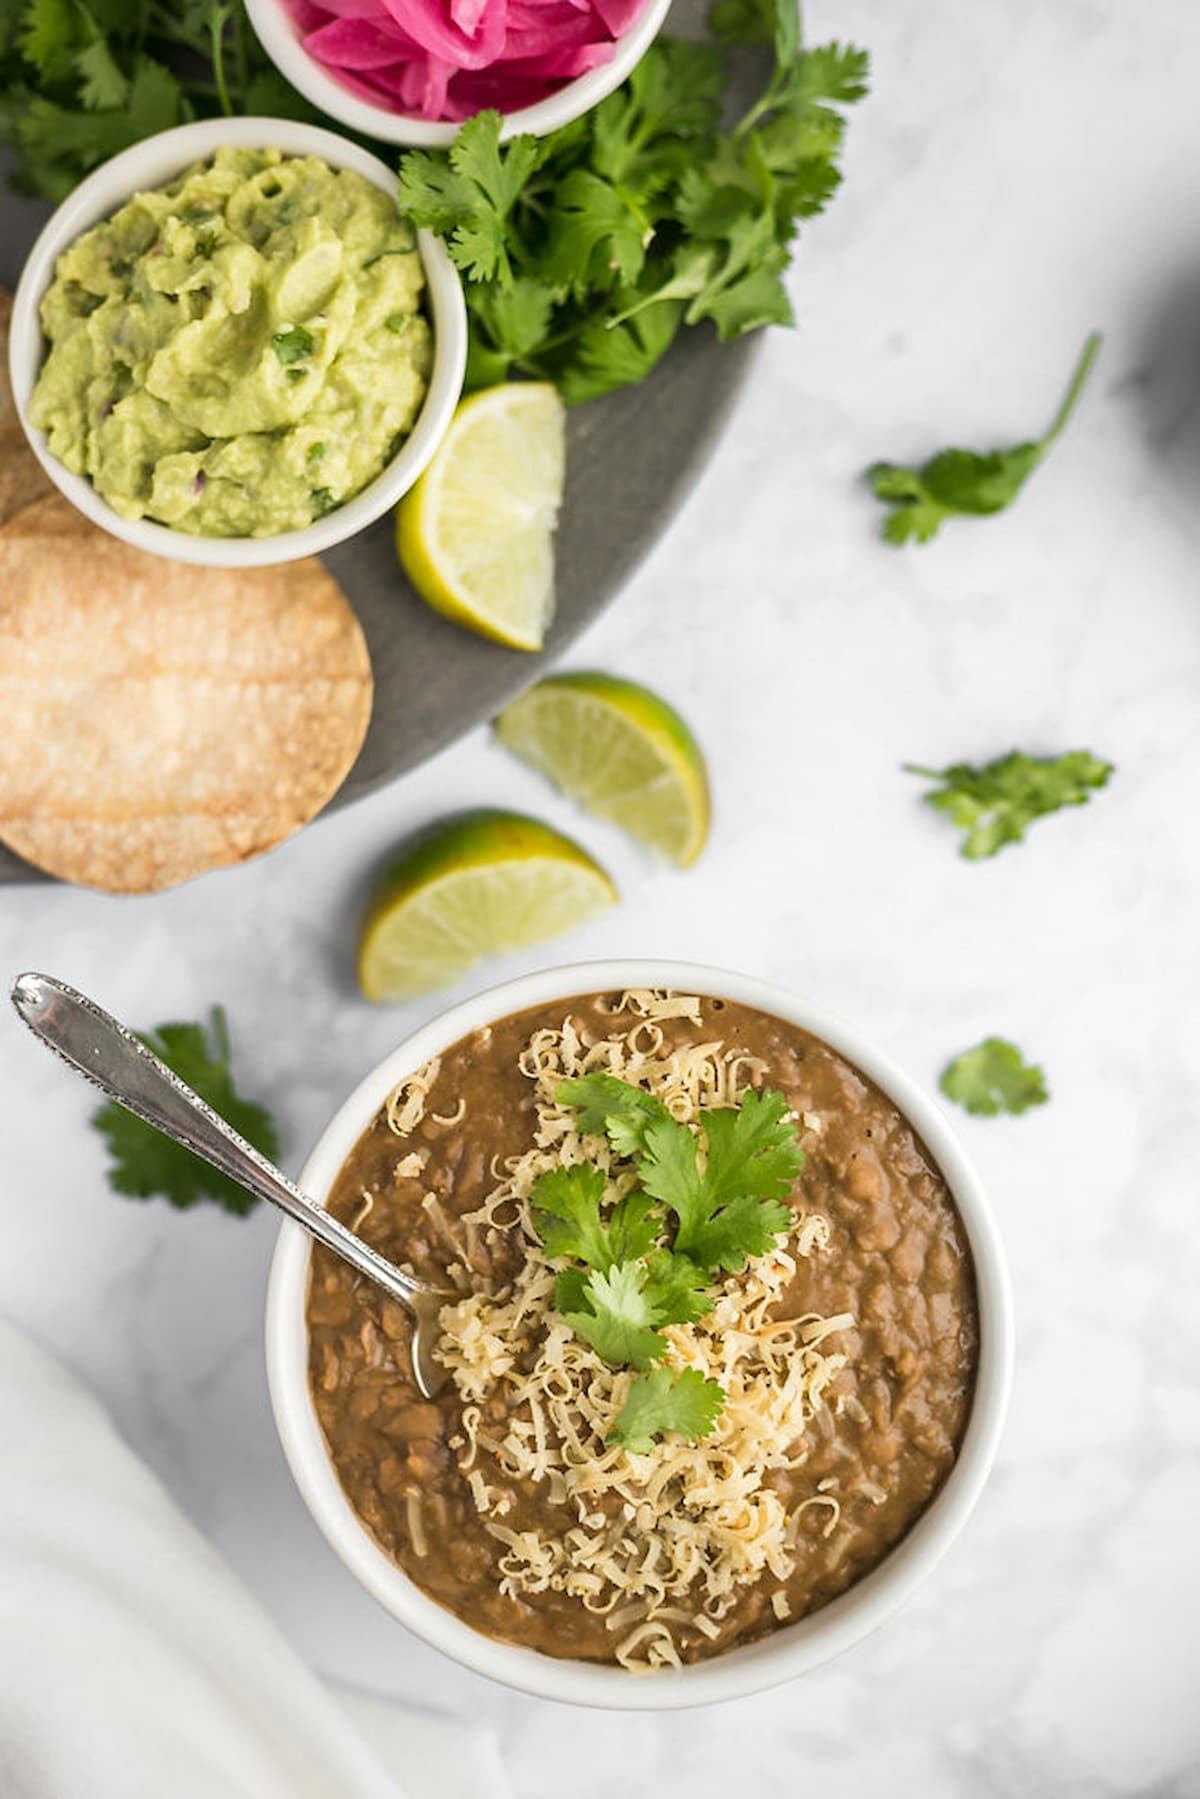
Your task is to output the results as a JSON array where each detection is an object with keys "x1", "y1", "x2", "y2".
[{"x1": 266, "y1": 960, "x2": 1013, "y2": 1708}]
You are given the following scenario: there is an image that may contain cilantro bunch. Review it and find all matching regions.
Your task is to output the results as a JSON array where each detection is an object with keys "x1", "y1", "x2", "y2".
[
  {"x1": 529, "y1": 1073, "x2": 804, "y2": 1451},
  {"x1": 0, "y1": 0, "x2": 312, "y2": 201},
  {"x1": 396, "y1": 1, "x2": 868, "y2": 403}
]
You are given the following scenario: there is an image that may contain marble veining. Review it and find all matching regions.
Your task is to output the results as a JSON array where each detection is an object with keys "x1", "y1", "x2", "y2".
[{"x1": 2, "y1": 0, "x2": 1200, "y2": 1791}]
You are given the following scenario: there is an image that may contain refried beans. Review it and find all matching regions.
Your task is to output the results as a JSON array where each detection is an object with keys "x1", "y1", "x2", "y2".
[{"x1": 306, "y1": 989, "x2": 979, "y2": 1668}]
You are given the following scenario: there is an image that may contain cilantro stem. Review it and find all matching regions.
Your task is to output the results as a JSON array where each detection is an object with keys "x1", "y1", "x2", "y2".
[
  {"x1": 212, "y1": 1004, "x2": 231, "y2": 1065},
  {"x1": 1037, "y1": 330, "x2": 1102, "y2": 457},
  {"x1": 734, "y1": 83, "x2": 779, "y2": 139},
  {"x1": 521, "y1": 323, "x2": 586, "y2": 356},
  {"x1": 210, "y1": 1, "x2": 234, "y2": 117}
]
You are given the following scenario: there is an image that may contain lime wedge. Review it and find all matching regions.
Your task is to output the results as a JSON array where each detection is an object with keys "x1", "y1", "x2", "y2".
[
  {"x1": 494, "y1": 673, "x2": 711, "y2": 866},
  {"x1": 357, "y1": 809, "x2": 617, "y2": 1001},
  {"x1": 396, "y1": 383, "x2": 566, "y2": 651}
]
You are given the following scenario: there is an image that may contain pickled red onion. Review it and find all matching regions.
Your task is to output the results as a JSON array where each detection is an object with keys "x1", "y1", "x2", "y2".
[{"x1": 281, "y1": 0, "x2": 649, "y2": 121}]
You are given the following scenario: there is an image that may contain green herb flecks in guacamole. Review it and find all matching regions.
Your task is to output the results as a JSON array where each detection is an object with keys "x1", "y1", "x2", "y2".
[{"x1": 30, "y1": 148, "x2": 433, "y2": 538}]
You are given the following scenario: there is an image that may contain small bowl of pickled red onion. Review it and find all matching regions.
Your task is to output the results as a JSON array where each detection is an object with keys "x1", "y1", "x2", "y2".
[{"x1": 243, "y1": 0, "x2": 672, "y2": 145}]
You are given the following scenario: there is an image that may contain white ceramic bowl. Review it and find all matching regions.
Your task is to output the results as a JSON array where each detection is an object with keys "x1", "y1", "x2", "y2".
[
  {"x1": 266, "y1": 959, "x2": 1013, "y2": 1709},
  {"x1": 244, "y1": 0, "x2": 672, "y2": 147},
  {"x1": 9, "y1": 117, "x2": 467, "y2": 569}
]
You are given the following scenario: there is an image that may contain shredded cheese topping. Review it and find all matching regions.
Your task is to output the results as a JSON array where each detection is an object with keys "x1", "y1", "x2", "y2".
[{"x1": 384, "y1": 989, "x2": 854, "y2": 1672}]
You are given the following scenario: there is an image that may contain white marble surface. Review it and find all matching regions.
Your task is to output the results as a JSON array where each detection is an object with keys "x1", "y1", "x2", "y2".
[{"x1": 4, "y1": 0, "x2": 1200, "y2": 1791}]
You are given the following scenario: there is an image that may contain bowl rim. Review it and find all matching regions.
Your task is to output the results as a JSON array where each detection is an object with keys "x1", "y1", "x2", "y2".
[
  {"x1": 265, "y1": 958, "x2": 1014, "y2": 1710},
  {"x1": 8, "y1": 115, "x2": 467, "y2": 569},
  {"x1": 242, "y1": 0, "x2": 673, "y2": 148}
]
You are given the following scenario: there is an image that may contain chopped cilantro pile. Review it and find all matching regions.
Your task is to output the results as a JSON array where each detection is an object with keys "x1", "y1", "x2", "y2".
[
  {"x1": 529, "y1": 1073, "x2": 804, "y2": 1450},
  {"x1": 939, "y1": 1037, "x2": 1048, "y2": 1119},
  {"x1": 92, "y1": 1006, "x2": 278, "y2": 1212},
  {"x1": 906, "y1": 749, "x2": 1114, "y2": 859},
  {"x1": 867, "y1": 332, "x2": 1101, "y2": 544},
  {"x1": 395, "y1": 0, "x2": 868, "y2": 402}
]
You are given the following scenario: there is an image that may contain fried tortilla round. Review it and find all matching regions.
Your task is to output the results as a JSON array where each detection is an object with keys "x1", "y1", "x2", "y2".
[
  {"x1": 0, "y1": 289, "x2": 15, "y2": 426},
  {"x1": 0, "y1": 291, "x2": 54, "y2": 524},
  {"x1": 0, "y1": 495, "x2": 373, "y2": 892}
]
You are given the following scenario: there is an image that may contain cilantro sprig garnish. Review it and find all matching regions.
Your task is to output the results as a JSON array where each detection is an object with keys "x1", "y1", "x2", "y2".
[
  {"x1": 939, "y1": 1038, "x2": 1048, "y2": 1119},
  {"x1": 608, "y1": 1366, "x2": 725, "y2": 1455},
  {"x1": 529, "y1": 1074, "x2": 803, "y2": 1450},
  {"x1": 867, "y1": 332, "x2": 1102, "y2": 545},
  {"x1": 395, "y1": 1, "x2": 868, "y2": 404},
  {"x1": 906, "y1": 749, "x2": 1114, "y2": 859},
  {"x1": 92, "y1": 1007, "x2": 278, "y2": 1213}
]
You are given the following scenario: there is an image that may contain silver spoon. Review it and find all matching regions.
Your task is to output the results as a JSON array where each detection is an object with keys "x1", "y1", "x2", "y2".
[{"x1": 10, "y1": 972, "x2": 448, "y2": 1399}]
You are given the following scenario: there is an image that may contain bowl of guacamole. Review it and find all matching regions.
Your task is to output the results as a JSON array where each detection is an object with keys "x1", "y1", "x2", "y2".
[{"x1": 10, "y1": 120, "x2": 467, "y2": 567}]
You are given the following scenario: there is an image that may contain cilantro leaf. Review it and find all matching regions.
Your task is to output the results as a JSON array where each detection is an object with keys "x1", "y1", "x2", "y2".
[
  {"x1": 75, "y1": 35, "x2": 128, "y2": 110},
  {"x1": 553, "y1": 296, "x2": 685, "y2": 405},
  {"x1": 469, "y1": 274, "x2": 556, "y2": 365},
  {"x1": 17, "y1": 0, "x2": 80, "y2": 77},
  {"x1": 396, "y1": 111, "x2": 548, "y2": 285},
  {"x1": 530, "y1": 1163, "x2": 659, "y2": 1270},
  {"x1": 637, "y1": 1090, "x2": 800, "y2": 1270},
  {"x1": 709, "y1": 0, "x2": 777, "y2": 47},
  {"x1": 940, "y1": 1038, "x2": 1048, "y2": 1119},
  {"x1": 682, "y1": 1190, "x2": 793, "y2": 1272},
  {"x1": 590, "y1": 37, "x2": 723, "y2": 200},
  {"x1": 868, "y1": 333, "x2": 1102, "y2": 544},
  {"x1": 542, "y1": 168, "x2": 651, "y2": 294},
  {"x1": 271, "y1": 324, "x2": 313, "y2": 365},
  {"x1": 555, "y1": 1248, "x2": 712, "y2": 1362},
  {"x1": 554, "y1": 1266, "x2": 590, "y2": 1316},
  {"x1": 561, "y1": 1261, "x2": 669, "y2": 1370},
  {"x1": 530, "y1": 1164, "x2": 611, "y2": 1266},
  {"x1": 734, "y1": 37, "x2": 868, "y2": 185},
  {"x1": 92, "y1": 1007, "x2": 279, "y2": 1213},
  {"x1": 699, "y1": 1086, "x2": 804, "y2": 1208},
  {"x1": 674, "y1": 156, "x2": 794, "y2": 341},
  {"x1": 709, "y1": 0, "x2": 786, "y2": 51},
  {"x1": 609, "y1": 1366, "x2": 725, "y2": 1452},
  {"x1": 641, "y1": 1247, "x2": 713, "y2": 1325},
  {"x1": 759, "y1": 40, "x2": 870, "y2": 114},
  {"x1": 692, "y1": 256, "x2": 793, "y2": 339},
  {"x1": 906, "y1": 750, "x2": 1113, "y2": 859},
  {"x1": 636, "y1": 1111, "x2": 701, "y2": 1216},
  {"x1": 556, "y1": 1073, "x2": 671, "y2": 1156}
]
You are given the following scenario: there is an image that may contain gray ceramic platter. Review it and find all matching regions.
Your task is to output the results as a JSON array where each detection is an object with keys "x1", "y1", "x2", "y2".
[{"x1": 0, "y1": 39, "x2": 761, "y2": 886}]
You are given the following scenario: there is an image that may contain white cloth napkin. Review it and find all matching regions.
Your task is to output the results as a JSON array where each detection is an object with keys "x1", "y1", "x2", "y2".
[{"x1": 0, "y1": 1321, "x2": 511, "y2": 1799}]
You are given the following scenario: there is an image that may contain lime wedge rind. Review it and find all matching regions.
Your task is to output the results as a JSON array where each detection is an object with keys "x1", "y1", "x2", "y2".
[
  {"x1": 357, "y1": 808, "x2": 617, "y2": 1001},
  {"x1": 396, "y1": 384, "x2": 566, "y2": 652},
  {"x1": 494, "y1": 673, "x2": 711, "y2": 867}
]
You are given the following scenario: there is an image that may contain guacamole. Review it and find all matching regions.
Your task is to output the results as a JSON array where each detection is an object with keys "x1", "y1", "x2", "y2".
[{"x1": 30, "y1": 148, "x2": 433, "y2": 537}]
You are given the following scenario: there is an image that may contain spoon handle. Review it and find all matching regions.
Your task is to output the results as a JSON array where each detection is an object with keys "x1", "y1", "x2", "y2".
[{"x1": 10, "y1": 972, "x2": 423, "y2": 1313}]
